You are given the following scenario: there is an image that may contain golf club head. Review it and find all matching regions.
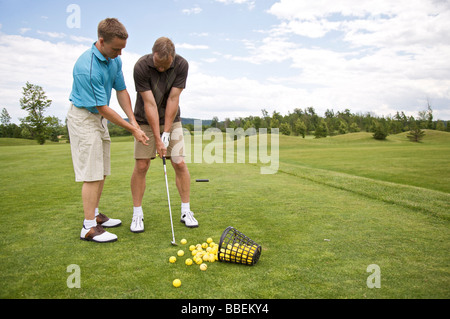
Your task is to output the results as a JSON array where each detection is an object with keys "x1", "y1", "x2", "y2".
[{"x1": 171, "y1": 241, "x2": 178, "y2": 246}]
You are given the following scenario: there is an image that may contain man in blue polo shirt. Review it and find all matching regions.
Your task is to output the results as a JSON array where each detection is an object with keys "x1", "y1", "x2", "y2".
[{"x1": 67, "y1": 18, "x2": 149, "y2": 243}]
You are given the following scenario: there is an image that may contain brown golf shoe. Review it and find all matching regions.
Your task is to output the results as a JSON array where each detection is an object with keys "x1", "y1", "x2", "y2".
[
  {"x1": 80, "y1": 225, "x2": 118, "y2": 243},
  {"x1": 96, "y1": 213, "x2": 122, "y2": 228}
]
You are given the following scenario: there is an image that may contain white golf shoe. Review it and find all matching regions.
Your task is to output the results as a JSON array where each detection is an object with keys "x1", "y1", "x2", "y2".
[
  {"x1": 130, "y1": 215, "x2": 144, "y2": 233},
  {"x1": 181, "y1": 211, "x2": 198, "y2": 228},
  {"x1": 80, "y1": 225, "x2": 118, "y2": 243}
]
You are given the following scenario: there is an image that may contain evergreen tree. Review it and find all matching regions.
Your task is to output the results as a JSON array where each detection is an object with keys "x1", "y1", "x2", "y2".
[
  {"x1": 294, "y1": 119, "x2": 306, "y2": 138},
  {"x1": 314, "y1": 118, "x2": 328, "y2": 138},
  {"x1": 407, "y1": 121, "x2": 425, "y2": 142},
  {"x1": 338, "y1": 120, "x2": 348, "y2": 134},
  {"x1": 373, "y1": 121, "x2": 389, "y2": 140},
  {"x1": 349, "y1": 122, "x2": 360, "y2": 133},
  {"x1": 279, "y1": 123, "x2": 291, "y2": 136},
  {"x1": 436, "y1": 120, "x2": 445, "y2": 131}
]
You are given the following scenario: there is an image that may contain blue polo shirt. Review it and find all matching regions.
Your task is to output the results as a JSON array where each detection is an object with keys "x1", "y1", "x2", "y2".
[{"x1": 69, "y1": 42, "x2": 126, "y2": 113}]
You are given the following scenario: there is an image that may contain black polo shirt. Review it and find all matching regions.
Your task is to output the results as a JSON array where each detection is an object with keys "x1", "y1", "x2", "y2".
[{"x1": 133, "y1": 53, "x2": 188, "y2": 125}]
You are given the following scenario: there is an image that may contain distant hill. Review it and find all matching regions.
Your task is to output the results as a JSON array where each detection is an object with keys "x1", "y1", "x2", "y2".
[
  {"x1": 181, "y1": 118, "x2": 212, "y2": 126},
  {"x1": 110, "y1": 118, "x2": 212, "y2": 126}
]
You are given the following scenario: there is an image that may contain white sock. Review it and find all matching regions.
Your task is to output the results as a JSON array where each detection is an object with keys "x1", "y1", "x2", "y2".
[
  {"x1": 181, "y1": 202, "x2": 190, "y2": 214},
  {"x1": 84, "y1": 218, "x2": 97, "y2": 229},
  {"x1": 133, "y1": 206, "x2": 143, "y2": 217},
  {"x1": 95, "y1": 208, "x2": 99, "y2": 217}
]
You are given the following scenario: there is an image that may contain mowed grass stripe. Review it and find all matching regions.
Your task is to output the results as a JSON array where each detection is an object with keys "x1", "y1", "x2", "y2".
[
  {"x1": 277, "y1": 162, "x2": 450, "y2": 221},
  {"x1": 277, "y1": 130, "x2": 450, "y2": 194}
]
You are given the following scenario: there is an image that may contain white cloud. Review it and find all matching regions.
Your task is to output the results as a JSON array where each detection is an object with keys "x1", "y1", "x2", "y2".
[
  {"x1": 182, "y1": 7, "x2": 202, "y2": 15},
  {"x1": 279, "y1": 19, "x2": 339, "y2": 38},
  {"x1": 176, "y1": 43, "x2": 209, "y2": 50},
  {"x1": 189, "y1": 32, "x2": 209, "y2": 37},
  {"x1": 0, "y1": 32, "x2": 252, "y2": 123},
  {"x1": 0, "y1": 33, "x2": 142, "y2": 123},
  {"x1": 1, "y1": 0, "x2": 450, "y2": 126},
  {"x1": 226, "y1": 37, "x2": 299, "y2": 64},
  {"x1": 269, "y1": 0, "x2": 408, "y2": 21},
  {"x1": 19, "y1": 28, "x2": 31, "y2": 34},
  {"x1": 2, "y1": 30, "x2": 448, "y2": 125},
  {"x1": 70, "y1": 35, "x2": 95, "y2": 43},
  {"x1": 0, "y1": 33, "x2": 86, "y2": 122},
  {"x1": 214, "y1": 0, "x2": 255, "y2": 10},
  {"x1": 246, "y1": 0, "x2": 450, "y2": 119},
  {"x1": 37, "y1": 30, "x2": 66, "y2": 38},
  {"x1": 202, "y1": 58, "x2": 217, "y2": 63},
  {"x1": 182, "y1": 71, "x2": 308, "y2": 120},
  {"x1": 0, "y1": 31, "x2": 306, "y2": 124},
  {"x1": 268, "y1": 0, "x2": 450, "y2": 49}
]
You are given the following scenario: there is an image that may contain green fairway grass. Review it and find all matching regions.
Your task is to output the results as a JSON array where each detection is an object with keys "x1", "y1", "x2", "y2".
[{"x1": 0, "y1": 131, "x2": 449, "y2": 299}]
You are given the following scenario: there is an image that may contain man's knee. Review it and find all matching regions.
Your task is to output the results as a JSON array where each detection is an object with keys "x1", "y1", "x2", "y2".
[
  {"x1": 135, "y1": 159, "x2": 150, "y2": 174},
  {"x1": 171, "y1": 157, "x2": 188, "y2": 172}
]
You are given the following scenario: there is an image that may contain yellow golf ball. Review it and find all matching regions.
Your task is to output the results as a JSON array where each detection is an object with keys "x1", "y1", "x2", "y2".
[
  {"x1": 180, "y1": 239, "x2": 187, "y2": 245},
  {"x1": 169, "y1": 256, "x2": 176, "y2": 263},
  {"x1": 206, "y1": 237, "x2": 213, "y2": 244},
  {"x1": 177, "y1": 250, "x2": 185, "y2": 257},
  {"x1": 173, "y1": 279, "x2": 181, "y2": 288},
  {"x1": 185, "y1": 258, "x2": 193, "y2": 266},
  {"x1": 189, "y1": 245, "x2": 196, "y2": 251},
  {"x1": 200, "y1": 263, "x2": 208, "y2": 271},
  {"x1": 201, "y1": 242, "x2": 208, "y2": 249}
]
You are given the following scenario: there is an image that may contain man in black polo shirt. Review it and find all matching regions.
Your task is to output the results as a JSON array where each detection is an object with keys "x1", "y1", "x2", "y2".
[{"x1": 130, "y1": 37, "x2": 198, "y2": 233}]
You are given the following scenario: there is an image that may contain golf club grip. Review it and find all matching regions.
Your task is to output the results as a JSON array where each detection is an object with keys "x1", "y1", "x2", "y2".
[{"x1": 162, "y1": 156, "x2": 166, "y2": 165}]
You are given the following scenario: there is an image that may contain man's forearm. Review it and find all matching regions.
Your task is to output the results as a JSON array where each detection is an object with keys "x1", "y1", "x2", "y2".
[
  {"x1": 97, "y1": 105, "x2": 136, "y2": 133},
  {"x1": 144, "y1": 103, "x2": 163, "y2": 140},
  {"x1": 116, "y1": 89, "x2": 138, "y2": 126},
  {"x1": 144, "y1": 102, "x2": 167, "y2": 156},
  {"x1": 97, "y1": 104, "x2": 149, "y2": 145},
  {"x1": 163, "y1": 97, "x2": 179, "y2": 132}
]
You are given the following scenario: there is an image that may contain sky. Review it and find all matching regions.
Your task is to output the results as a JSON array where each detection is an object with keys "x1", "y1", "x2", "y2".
[{"x1": 0, "y1": 0, "x2": 449, "y2": 124}]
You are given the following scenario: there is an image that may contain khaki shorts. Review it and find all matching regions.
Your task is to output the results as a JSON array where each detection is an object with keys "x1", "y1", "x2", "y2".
[
  {"x1": 67, "y1": 104, "x2": 111, "y2": 182},
  {"x1": 135, "y1": 122, "x2": 185, "y2": 160}
]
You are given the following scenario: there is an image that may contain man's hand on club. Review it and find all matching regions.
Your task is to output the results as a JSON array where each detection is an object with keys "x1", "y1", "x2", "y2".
[{"x1": 156, "y1": 138, "x2": 167, "y2": 158}]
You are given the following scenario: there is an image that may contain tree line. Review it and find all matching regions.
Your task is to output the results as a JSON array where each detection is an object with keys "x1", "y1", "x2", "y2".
[
  {"x1": 1, "y1": 82, "x2": 448, "y2": 144},
  {"x1": 199, "y1": 104, "x2": 448, "y2": 141}
]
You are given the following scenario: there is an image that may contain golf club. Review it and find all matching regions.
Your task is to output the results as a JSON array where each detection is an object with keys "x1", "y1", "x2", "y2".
[{"x1": 162, "y1": 155, "x2": 177, "y2": 246}]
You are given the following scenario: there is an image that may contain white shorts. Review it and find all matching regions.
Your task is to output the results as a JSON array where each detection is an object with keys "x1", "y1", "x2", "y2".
[{"x1": 67, "y1": 104, "x2": 111, "y2": 182}]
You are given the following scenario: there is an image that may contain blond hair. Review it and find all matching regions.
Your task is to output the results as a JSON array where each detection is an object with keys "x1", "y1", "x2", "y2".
[{"x1": 98, "y1": 18, "x2": 128, "y2": 43}]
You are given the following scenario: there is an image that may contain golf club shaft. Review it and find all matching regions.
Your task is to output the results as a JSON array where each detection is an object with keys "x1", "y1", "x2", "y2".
[{"x1": 163, "y1": 156, "x2": 176, "y2": 244}]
